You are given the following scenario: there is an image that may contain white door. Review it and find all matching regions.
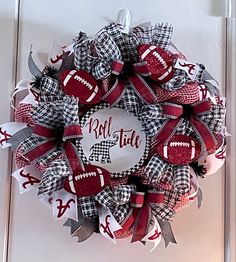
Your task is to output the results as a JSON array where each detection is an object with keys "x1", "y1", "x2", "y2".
[{"x1": 0, "y1": 0, "x2": 230, "y2": 261}]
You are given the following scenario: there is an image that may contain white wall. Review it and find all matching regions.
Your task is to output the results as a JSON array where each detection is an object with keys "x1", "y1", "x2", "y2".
[{"x1": 0, "y1": 0, "x2": 228, "y2": 261}]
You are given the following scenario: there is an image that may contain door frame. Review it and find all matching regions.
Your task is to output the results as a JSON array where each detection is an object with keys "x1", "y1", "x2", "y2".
[{"x1": 224, "y1": 0, "x2": 236, "y2": 259}]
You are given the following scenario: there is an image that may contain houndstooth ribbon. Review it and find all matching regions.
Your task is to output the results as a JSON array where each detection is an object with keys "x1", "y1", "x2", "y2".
[
  {"x1": 140, "y1": 99, "x2": 226, "y2": 153},
  {"x1": 77, "y1": 185, "x2": 136, "y2": 219},
  {"x1": 95, "y1": 185, "x2": 136, "y2": 223},
  {"x1": 145, "y1": 155, "x2": 191, "y2": 195}
]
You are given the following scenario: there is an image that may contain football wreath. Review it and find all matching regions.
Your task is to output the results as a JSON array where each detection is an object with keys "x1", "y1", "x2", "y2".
[{"x1": 0, "y1": 10, "x2": 227, "y2": 251}]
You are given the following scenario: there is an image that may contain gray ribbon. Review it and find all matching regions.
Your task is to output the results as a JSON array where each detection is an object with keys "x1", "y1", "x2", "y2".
[
  {"x1": 63, "y1": 208, "x2": 97, "y2": 242},
  {"x1": 203, "y1": 70, "x2": 220, "y2": 96},
  {"x1": 197, "y1": 188, "x2": 203, "y2": 209},
  {"x1": 28, "y1": 46, "x2": 42, "y2": 77},
  {"x1": 8, "y1": 127, "x2": 33, "y2": 151},
  {"x1": 57, "y1": 53, "x2": 74, "y2": 73},
  {"x1": 158, "y1": 220, "x2": 177, "y2": 247}
]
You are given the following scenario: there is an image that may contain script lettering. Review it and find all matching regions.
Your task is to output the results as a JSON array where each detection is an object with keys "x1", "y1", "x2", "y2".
[
  {"x1": 100, "y1": 215, "x2": 114, "y2": 239},
  {"x1": 114, "y1": 129, "x2": 141, "y2": 149},
  {"x1": 19, "y1": 170, "x2": 41, "y2": 189},
  {"x1": 0, "y1": 127, "x2": 11, "y2": 146},
  {"x1": 56, "y1": 199, "x2": 75, "y2": 218},
  {"x1": 86, "y1": 117, "x2": 112, "y2": 139}
]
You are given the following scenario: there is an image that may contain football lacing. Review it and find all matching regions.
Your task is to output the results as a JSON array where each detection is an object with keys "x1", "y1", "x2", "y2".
[
  {"x1": 170, "y1": 142, "x2": 190, "y2": 147},
  {"x1": 152, "y1": 51, "x2": 167, "y2": 68},
  {"x1": 74, "y1": 75, "x2": 93, "y2": 90},
  {"x1": 75, "y1": 172, "x2": 96, "y2": 180}
]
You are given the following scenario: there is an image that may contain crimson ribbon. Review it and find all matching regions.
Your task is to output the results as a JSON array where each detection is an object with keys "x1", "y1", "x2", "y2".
[
  {"x1": 155, "y1": 100, "x2": 218, "y2": 152},
  {"x1": 115, "y1": 191, "x2": 164, "y2": 243},
  {"x1": 102, "y1": 60, "x2": 157, "y2": 106},
  {"x1": 24, "y1": 124, "x2": 83, "y2": 172}
]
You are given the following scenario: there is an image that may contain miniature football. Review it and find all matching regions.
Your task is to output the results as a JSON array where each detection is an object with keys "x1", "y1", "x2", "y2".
[
  {"x1": 63, "y1": 164, "x2": 111, "y2": 197},
  {"x1": 138, "y1": 44, "x2": 174, "y2": 83},
  {"x1": 156, "y1": 135, "x2": 201, "y2": 165},
  {"x1": 59, "y1": 69, "x2": 102, "y2": 104}
]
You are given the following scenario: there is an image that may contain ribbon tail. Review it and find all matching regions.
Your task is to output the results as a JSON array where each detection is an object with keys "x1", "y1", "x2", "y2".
[
  {"x1": 158, "y1": 220, "x2": 177, "y2": 247},
  {"x1": 131, "y1": 206, "x2": 152, "y2": 243},
  {"x1": 63, "y1": 141, "x2": 84, "y2": 172},
  {"x1": 24, "y1": 140, "x2": 57, "y2": 162},
  {"x1": 114, "y1": 208, "x2": 139, "y2": 237},
  {"x1": 64, "y1": 205, "x2": 97, "y2": 242},
  {"x1": 197, "y1": 187, "x2": 203, "y2": 209},
  {"x1": 141, "y1": 217, "x2": 162, "y2": 252},
  {"x1": 28, "y1": 46, "x2": 42, "y2": 77},
  {"x1": 102, "y1": 78, "x2": 126, "y2": 106},
  {"x1": 190, "y1": 116, "x2": 217, "y2": 151},
  {"x1": 129, "y1": 74, "x2": 157, "y2": 104},
  {"x1": 154, "y1": 118, "x2": 182, "y2": 144},
  {"x1": 8, "y1": 127, "x2": 33, "y2": 151}
]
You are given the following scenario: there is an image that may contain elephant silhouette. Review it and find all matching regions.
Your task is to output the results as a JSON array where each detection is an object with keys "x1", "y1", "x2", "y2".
[{"x1": 89, "y1": 136, "x2": 118, "y2": 164}]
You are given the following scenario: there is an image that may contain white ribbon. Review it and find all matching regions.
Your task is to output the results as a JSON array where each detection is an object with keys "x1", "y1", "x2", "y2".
[
  {"x1": 175, "y1": 58, "x2": 200, "y2": 80},
  {"x1": 98, "y1": 207, "x2": 122, "y2": 244},
  {"x1": 141, "y1": 217, "x2": 162, "y2": 252},
  {"x1": 12, "y1": 165, "x2": 42, "y2": 194},
  {"x1": 0, "y1": 122, "x2": 27, "y2": 148},
  {"x1": 52, "y1": 189, "x2": 78, "y2": 221}
]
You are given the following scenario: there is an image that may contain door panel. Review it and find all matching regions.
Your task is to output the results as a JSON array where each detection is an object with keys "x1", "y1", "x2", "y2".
[
  {"x1": 6, "y1": 0, "x2": 226, "y2": 261},
  {"x1": 0, "y1": 1, "x2": 18, "y2": 261}
]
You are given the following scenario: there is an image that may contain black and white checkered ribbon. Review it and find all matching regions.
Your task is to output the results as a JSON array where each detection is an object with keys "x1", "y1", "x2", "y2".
[
  {"x1": 145, "y1": 155, "x2": 191, "y2": 195},
  {"x1": 77, "y1": 185, "x2": 136, "y2": 220},
  {"x1": 95, "y1": 185, "x2": 136, "y2": 223}
]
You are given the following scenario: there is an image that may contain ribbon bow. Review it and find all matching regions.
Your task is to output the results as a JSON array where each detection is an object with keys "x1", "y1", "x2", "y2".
[
  {"x1": 155, "y1": 100, "x2": 218, "y2": 152},
  {"x1": 103, "y1": 60, "x2": 157, "y2": 106},
  {"x1": 115, "y1": 191, "x2": 164, "y2": 243},
  {"x1": 141, "y1": 99, "x2": 225, "y2": 155},
  {"x1": 17, "y1": 77, "x2": 84, "y2": 195},
  {"x1": 24, "y1": 123, "x2": 82, "y2": 169}
]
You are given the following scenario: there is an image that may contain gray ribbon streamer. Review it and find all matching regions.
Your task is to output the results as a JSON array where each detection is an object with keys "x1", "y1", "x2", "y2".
[
  {"x1": 28, "y1": 46, "x2": 42, "y2": 77},
  {"x1": 58, "y1": 53, "x2": 75, "y2": 73},
  {"x1": 197, "y1": 187, "x2": 203, "y2": 209},
  {"x1": 72, "y1": 219, "x2": 97, "y2": 242},
  {"x1": 63, "y1": 208, "x2": 97, "y2": 242},
  {"x1": 8, "y1": 127, "x2": 33, "y2": 151},
  {"x1": 203, "y1": 70, "x2": 220, "y2": 96},
  {"x1": 158, "y1": 220, "x2": 177, "y2": 247}
]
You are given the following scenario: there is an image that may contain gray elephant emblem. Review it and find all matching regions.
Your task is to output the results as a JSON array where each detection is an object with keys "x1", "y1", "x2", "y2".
[{"x1": 89, "y1": 136, "x2": 118, "y2": 164}]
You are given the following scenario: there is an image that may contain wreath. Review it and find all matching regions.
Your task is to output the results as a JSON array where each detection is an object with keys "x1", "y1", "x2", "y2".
[{"x1": 0, "y1": 11, "x2": 227, "y2": 251}]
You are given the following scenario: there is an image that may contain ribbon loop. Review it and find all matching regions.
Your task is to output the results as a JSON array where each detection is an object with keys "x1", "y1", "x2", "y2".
[
  {"x1": 63, "y1": 125, "x2": 83, "y2": 140},
  {"x1": 162, "y1": 103, "x2": 183, "y2": 118},
  {"x1": 111, "y1": 60, "x2": 124, "y2": 74},
  {"x1": 33, "y1": 124, "x2": 55, "y2": 138},
  {"x1": 192, "y1": 100, "x2": 212, "y2": 115}
]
